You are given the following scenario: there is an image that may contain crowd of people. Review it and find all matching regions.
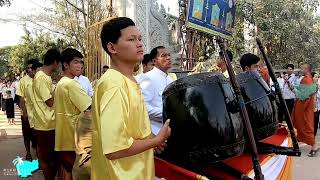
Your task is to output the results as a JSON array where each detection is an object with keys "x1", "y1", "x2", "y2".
[{"x1": 5, "y1": 16, "x2": 319, "y2": 180}]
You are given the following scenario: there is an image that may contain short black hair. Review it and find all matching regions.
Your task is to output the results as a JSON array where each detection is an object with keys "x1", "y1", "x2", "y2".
[
  {"x1": 101, "y1": 17, "x2": 135, "y2": 56},
  {"x1": 240, "y1": 53, "x2": 260, "y2": 71},
  {"x1": 26, "y1": 58, "x2": 39, "y2": 66},
  {"x1": 102, "y1": 65, "x2": 109, "y2": 69},
  {"x1": 25, "y1": 58, "x2": 39, "y2": 70},
  {"x1": 43, "y1": 48, "x2": 61, "y2": 66},
  {"x1": 61, "y1": 48, "x2": 84, "y2": 71},
  {"x1": 219, "y1": 50, "x2": 233, "y2": 62},
  {"x1": 286, "y1": 64, "x2": 294, "y2": 69},
  {"x1": 31, "y1": 62, "x2": 43, "y2": 71},
  {"x1": 142, "y1": 54, "x2": 152, "y2": 65},
  {"x1": 150, "y1": 46, "x2": 165, "y2": 60}
]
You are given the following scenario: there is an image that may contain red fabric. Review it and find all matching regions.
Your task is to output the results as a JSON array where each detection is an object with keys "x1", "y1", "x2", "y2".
[
  {"x1": 155, "y1": 158, "x2": 200, "y2": 180},
  {"x1": 222, "y1": 128, "x2": 289, "y2": 173},
  {"x1": 155, "y1": 128, "x2": 290, "y2": 180},
  {"x1": 260, "y1": 67, "x2": 270, "y2": 85}
]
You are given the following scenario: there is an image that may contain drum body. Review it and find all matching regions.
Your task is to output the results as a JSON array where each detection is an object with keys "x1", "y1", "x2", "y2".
[
  {"x1": 237, "y1": 71, "x2": 278, "y2": 141},
  {"x1": 161, "y1": 73, "x2": 245, "y2": 164}
]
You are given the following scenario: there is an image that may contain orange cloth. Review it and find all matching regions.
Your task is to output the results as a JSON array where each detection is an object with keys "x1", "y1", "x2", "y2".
[
  {"x1": 155, "y1": 128, "x2": 292, "y2": 180},
  {"x1": 260, "y1": 67, "x2": 270, "y2": 85},
  {"x1": 292, "y1": 74, "x2": 315, "y2": 145},
  {"x1": 276, "y1": 137, "x2": 293, "y2": 180}
]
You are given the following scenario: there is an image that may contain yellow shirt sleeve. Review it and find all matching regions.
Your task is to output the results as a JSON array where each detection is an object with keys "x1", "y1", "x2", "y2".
[
  {"x1": 69, "y1": 81, "x2": 92, "y2": 112},
  {"x1": 168, "y1": 73, "x2": 177, "y2": 81},
  {"x1": 35, "y1": 76, "x2": 52, "y2": 102},
  {"x1": 16, "y1": 79, "x2": 24, "y2": 97},
  {"x1": 100, "y1": 86, "x2": 134, "y2": 155}
]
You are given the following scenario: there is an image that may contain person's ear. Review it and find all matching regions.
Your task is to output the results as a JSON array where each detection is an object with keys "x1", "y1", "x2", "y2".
[
  {"x1": 63, "y1": 62, "x2": 69, "y2": 70},
  {"x1": 107, "y1": 42, "x2": 117, "y2": 55}
]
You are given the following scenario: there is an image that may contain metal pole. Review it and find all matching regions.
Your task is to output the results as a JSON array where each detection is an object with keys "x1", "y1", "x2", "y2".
[
  {"x1": 256, "y1": 38, "x2": 300, "y2": 152},
  {"x1": 217, "y1": 38, "x2": 264, "y2": 180}
]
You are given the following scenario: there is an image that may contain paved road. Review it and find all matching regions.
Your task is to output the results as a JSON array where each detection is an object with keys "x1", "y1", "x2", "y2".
[
  {"x1": 0, "y1": 106, "x2": 43, "y2": 180},
  {"x1": 0, "y1": 107, "x2": 319, "y2": 180}
]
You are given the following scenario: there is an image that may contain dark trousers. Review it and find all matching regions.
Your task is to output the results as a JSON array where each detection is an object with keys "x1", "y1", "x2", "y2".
[
  {"x1": 285, "y1": 99, "x2": 295, "y2": 114},
  {"x1": 35, "y1": 130, "x2": 59, "y2": 180},
  {"x1": 315, "y1": 111, "x2": 320, "y2": 137},
  {"x1": 21, "y1": 116, "x2": 36, "y2": 148},
  {"x1": 278, "y1": 99, "x2": 295, "y2": 122},
  {"x1": 6, "y1": 98, "x2": 14, "y2": 118}
]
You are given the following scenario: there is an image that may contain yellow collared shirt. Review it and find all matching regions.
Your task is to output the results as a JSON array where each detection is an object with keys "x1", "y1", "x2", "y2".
[
  {"x1": 32, "y1": 70, "x2": 55, "y2": 131},
  {"x1": 54, "y1": 76, "x2": 92, "y2": 151},
  {"x1": 25, "y1": 80, "x2": 35, "y2": 128},
  {"x1": 16, "y1": 75, "x2": 33, "y2": 117},
  {"x1": 91, "y1": 69, "x2": 154, "y2": 180}
]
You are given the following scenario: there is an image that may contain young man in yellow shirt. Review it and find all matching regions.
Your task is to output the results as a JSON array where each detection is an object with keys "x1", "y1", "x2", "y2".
[
  {"x1": 91, "y1": 17, "x2": 171, "y2": 180},
  {"x1": 54, "y1": 48, "x2": 92, "y2": 180},
  {"x1": 33, "y1": 48, "x2": 61, "y2": 180},
  {"x1": 16, "y1": 58, "x2": 39, "y2": 161}
]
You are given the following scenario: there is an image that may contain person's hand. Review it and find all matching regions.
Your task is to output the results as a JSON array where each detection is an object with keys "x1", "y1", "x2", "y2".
[
  {"x1": 154, "y1": 142, "x2": 167, "y2": 154},
  {"x1": 155, "y1": 119, "x2": 171, "y2": 146}
]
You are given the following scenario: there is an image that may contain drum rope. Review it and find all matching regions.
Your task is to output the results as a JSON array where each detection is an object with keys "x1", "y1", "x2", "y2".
[{"x1": 243, "y1": 91, "x2": 272, "y2": 105}]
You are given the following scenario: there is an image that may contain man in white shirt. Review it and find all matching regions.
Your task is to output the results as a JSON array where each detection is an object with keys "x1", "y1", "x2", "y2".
[
  {"x1": 74, "y1": 61, "x2": 94, "y2": 97},
  {"x1": 140, "y1": 46, "x2": 173, "y2": 134},
  {"x1": 282, "y1": 64, "x2": 296, "y2": 114}
]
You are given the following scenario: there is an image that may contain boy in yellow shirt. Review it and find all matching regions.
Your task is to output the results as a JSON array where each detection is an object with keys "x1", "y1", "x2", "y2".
[
  {"x1": 33, "y1": 48, "x2": 61, "y2": 180},
  {"x1": 54, "y1": 48, "x2": 92, "y2": 180},
  {"x1": 16, "y1": 58, "x2": 39, "y2": 161},
  {"x1": 91, "y1": 17, "x2": 171, "y2": 180}
]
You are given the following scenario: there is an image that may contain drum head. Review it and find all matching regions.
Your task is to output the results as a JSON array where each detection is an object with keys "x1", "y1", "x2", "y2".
[
  {"x1": 237, "y1": 71, "x2": 278, "y2": 141},
  {"x1": 161, "y1": 73, "x2": 245, "y2": 164}
]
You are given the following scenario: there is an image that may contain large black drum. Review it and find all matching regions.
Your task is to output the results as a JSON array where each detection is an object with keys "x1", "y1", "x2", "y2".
[
  {"x1": 161, "y1": 73, "x2": 245, "y2": 164},
  {"x1": 236, "y1": 71, "x2": 278, "y2": 141}
]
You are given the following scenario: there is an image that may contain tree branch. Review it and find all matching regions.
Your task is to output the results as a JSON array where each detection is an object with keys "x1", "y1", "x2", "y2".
[
  {"x1": 65, "y1": 0, "x2": 87, "y2": 16},
  {"x1": 20, "y1": 17, "x2": 72, "y2": 38}
]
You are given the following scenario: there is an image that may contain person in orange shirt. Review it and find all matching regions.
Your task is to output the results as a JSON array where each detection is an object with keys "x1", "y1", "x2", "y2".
[
  {"x1": 292, "y1": 63, "x2": 319, "y2": 157},
  {"x1": 258, "y1": 60, "x2": 270, "y2": 86}
]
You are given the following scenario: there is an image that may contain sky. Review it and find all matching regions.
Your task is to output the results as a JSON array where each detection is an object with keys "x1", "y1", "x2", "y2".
[
  {"x1": 0, "y1": 1, "x2": 318, "y2": 48},
  {"x1": 0, "y1": 0, "x2": 54, "y2": 47},
  {"x1": 0, "y1": 0, "x2": 179, "y2": 48}
]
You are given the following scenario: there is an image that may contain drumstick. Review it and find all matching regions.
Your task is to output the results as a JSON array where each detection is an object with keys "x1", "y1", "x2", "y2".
[
  {"x1": 217, "y1": 38, "x2": 264, "y2": 180},
  {"x1": 256, "y1": 38, "x2": 300, "y2": 154}
]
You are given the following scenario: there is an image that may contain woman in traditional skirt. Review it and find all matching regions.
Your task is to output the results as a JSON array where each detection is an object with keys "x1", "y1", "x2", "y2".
[{"x1": 4, "y1": 81, "x2": 15, "y2": 125}]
